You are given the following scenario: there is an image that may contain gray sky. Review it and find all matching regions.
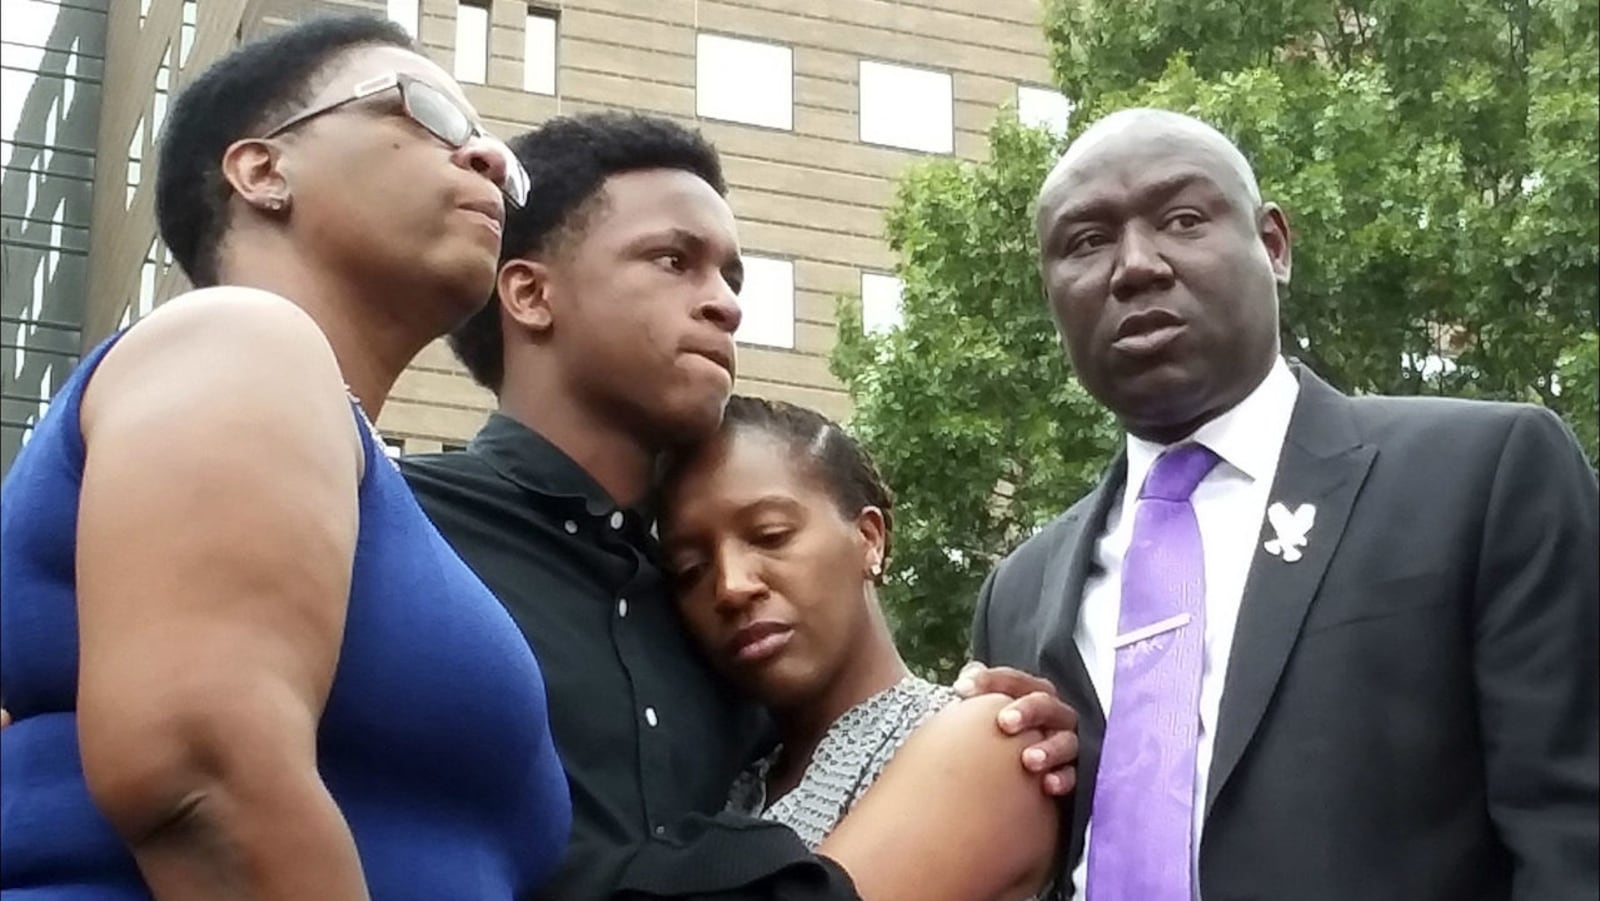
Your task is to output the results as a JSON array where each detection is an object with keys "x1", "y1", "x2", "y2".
[{"x1": 1, "y1": 0, "x2": 59, "y2": 146}]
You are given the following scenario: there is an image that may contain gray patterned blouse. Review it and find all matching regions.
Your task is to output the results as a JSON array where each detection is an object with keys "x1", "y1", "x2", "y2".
[{"x1": 726, "y1": 675, "x2": 958, "y2": 848}]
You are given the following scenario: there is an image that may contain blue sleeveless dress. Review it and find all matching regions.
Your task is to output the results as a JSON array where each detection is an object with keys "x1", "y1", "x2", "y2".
[{"x1": 0, "y1": 331, "x2": 571, "y2": 898}]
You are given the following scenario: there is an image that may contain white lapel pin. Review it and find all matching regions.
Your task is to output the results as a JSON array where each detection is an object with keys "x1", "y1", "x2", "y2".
[{"x1": 1263, "y1": 502, "x2": 1316, "y2": 563}]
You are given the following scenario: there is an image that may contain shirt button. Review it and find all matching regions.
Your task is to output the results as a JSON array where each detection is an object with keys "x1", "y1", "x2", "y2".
[
  {"x1": 563, "y1": 520, "x2": 578, "y2": 535},
  {"x1": 654, "y1": 825, "x2": 666, "y2": 836},
  {"x1": 644, "y1": 707, "x2": 658, "y2": 728},
  {"x1": 617, "y1": 598, "x2": 629, "y2": 618},
  {"x1": 609, "y1": 511, "x2": 625, "y2": 530}
]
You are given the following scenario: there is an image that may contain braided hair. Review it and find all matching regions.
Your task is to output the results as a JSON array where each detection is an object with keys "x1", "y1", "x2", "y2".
[{"x1": 667, "y1": 395, "x2": 896, "y2": 580}]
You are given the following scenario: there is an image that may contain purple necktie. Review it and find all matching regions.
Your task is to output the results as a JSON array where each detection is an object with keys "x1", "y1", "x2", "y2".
[{"x1": 1087, "y1": 443, "x2": 1220, "y2": 901}]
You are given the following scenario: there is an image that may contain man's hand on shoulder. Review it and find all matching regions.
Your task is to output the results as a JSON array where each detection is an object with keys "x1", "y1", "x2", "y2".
[{"x1": 953, "y1": 661, "x2": 1078, "y2": 796}]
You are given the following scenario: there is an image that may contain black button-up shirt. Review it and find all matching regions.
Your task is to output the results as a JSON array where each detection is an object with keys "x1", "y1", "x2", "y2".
[{"x1": 400, "y1": 413, "x2": 861, "y2": 900}]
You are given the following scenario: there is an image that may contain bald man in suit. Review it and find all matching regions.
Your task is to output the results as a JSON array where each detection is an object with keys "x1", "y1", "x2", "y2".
[{"x1": 969, "y1": 109, "x2": 1598, "y2": 901}]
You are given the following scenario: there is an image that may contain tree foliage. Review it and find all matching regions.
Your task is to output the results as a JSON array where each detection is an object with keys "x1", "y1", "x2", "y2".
[{"x1": 834, "y1": 0, "x2": 1599, "y2": 679}]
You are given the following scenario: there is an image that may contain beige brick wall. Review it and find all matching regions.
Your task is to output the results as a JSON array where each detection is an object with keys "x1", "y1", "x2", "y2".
[
  {"x1": 385, "y1": 0, "x2": 1055, "y2": 445},
  {"x1": 85, "y1": 0, "x2": 1059, "y2": 446}
]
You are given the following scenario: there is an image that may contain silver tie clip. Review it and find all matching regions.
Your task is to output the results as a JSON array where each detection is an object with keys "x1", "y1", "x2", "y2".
[{"x1": 1113, "y1": 613, "x2": 1193, "y2": 648}]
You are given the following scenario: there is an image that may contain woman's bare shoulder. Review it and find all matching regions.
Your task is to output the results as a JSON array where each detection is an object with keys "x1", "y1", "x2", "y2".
[
  {"x1": 85, "y1": 287, "x2": 348, "y2": 429},
  {"x1": 105, "y1": 288, "x2": 335, "y2": 379}
]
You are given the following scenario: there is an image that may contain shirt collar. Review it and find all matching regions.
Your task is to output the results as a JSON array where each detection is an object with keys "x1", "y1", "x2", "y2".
[
  {"x1": 1123, "y1": 355, "x2": 1300, "y2": 496},
  {"x1": 467, "y1": 412, "x2": 659, "y2": 527}
]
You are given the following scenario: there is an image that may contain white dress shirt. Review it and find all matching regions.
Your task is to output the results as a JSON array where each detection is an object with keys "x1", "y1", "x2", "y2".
[{"x1": 1070, "y1": 357, "x2": 1299, "y2": 899}]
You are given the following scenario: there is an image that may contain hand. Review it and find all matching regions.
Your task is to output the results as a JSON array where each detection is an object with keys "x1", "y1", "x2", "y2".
[
  {"x1": 1, "y1": 707, "x2": 10, "y2": 728},
  {"x1": 954, "y1": 662, "x2": 1078, "y2": 796}
]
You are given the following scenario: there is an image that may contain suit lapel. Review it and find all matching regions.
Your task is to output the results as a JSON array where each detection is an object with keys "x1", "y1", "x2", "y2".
[
  {"x1": 1205, "y1": 369, "x2": 1377, "y2": 814},
  {"x1": 1039, "y1": 455, "x2": 1125, "y2": 863},
  {"x1": 1040, "y1": 453, "x2": 1124, "y2": 728}
]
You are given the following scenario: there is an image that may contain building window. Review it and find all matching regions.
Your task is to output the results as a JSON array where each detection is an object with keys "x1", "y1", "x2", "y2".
[
  {"x1": 138, "y1": 260, "x2": 157, "y2": 319},
  {"x1": 122, "y1": 239, "x2": 160, "y2": 323},
  {"x1": 126, "y1": 115, "x2": 145, "y2": 208},
  {"x1": 34, "y1": 364, "x2": 53, "y2": 420},
  {"x1": 861, "y1": 272, "x2": 904, "y2": 334},
  {"x1": 735, "y1": 255, "x2": 795, "y2": 349},
  {"x1": 179, "y1": 1, "x2": 196, "y2": 67},
  {"x1": 41, "y1": 94, "x2": 56, "y2": 169},
  {"x1": 695, "y1": 34, "x2": 793, "y2": 131},
  {"x1": 153, "y1": 45, "x2": 173, "y2": 134},
  {"x1": 62, "y1": 42, "x2": 79, "y2": 108},
  {"x1": 1402, "y1": 351, "x2": 1459, "y2": 379},
  {"x1": 1017, "y1": 85, "x2": 1072, "y2": 135},
  {"x1": 386, "y1": 0, "x2": 419, "y2": 37},
  {"x1": 524, "y1": 8, "x2": 557, "y2": 95},
  {"x1": 455, "y1": 2, "x2": 490, "y2": 85},
  {"x1": 858, "y1": 60, "x2": 953, "y2": 153}
]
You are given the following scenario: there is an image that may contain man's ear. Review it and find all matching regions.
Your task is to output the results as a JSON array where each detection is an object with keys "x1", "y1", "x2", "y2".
[
  {"x1": 1259, "y1": 202, "x2": 1293, "y2": 286},
  {"x1": 498, "y1": 257, "x2": 554, "y2": 335},
  {"x1": 221, "y1": 138, "x2": 291, "y2": 214}
]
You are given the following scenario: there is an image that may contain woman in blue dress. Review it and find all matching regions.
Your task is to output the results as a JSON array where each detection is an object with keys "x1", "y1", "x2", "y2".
[{"x1": 0, "y1": 14, "x2": 570, "y2": 899}]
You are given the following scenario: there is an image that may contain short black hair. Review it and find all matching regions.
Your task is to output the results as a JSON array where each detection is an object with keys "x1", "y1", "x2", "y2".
[
  {"x1": 155, "y1": 14, "x2": 415, "y2": 287},
  {"x1": 665, "y1": 395, "x2": 897, "y2": 580},
  {"x1": 448, "y1": 112, "x2": 728, "y2": 392}
]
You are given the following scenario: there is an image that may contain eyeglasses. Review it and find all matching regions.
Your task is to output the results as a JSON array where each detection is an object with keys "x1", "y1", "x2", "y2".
[{"x1": 259, "y1": 72, "x2": 530, "y2": 208}]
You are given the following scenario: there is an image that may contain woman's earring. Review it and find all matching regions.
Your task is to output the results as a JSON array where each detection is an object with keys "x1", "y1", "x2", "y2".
[
  {"x1": 869, "y1": 562, "x2": 883, "y2": 579},
  {"x1": 264, "y1": 195, "x2": 291, "y2": 213}
]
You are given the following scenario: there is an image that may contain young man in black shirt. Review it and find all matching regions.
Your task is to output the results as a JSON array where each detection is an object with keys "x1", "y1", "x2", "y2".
[{"x1": 401, "y1": 113, "x2": 1079, "y2": 900}]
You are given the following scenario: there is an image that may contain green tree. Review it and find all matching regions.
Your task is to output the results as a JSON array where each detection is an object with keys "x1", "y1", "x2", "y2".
[{"x1": 833, "y1": 0, "x2": 1599, "y2": 680}]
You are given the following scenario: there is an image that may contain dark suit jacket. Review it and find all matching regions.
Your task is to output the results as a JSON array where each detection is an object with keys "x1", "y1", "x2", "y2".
[{"x1": 971, "y1": 367, "x2": 1599, "y2": 901}]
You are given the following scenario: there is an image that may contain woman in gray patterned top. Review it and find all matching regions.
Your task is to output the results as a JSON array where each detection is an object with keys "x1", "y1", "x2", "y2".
[{"x1": 661, "y1": 396, "x2": 1057, "y2": 900}]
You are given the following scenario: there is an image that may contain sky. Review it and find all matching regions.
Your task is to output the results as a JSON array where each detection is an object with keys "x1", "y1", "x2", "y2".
[{"x1": 1, "y1": 0, "x2": 60, "y2": 148}]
